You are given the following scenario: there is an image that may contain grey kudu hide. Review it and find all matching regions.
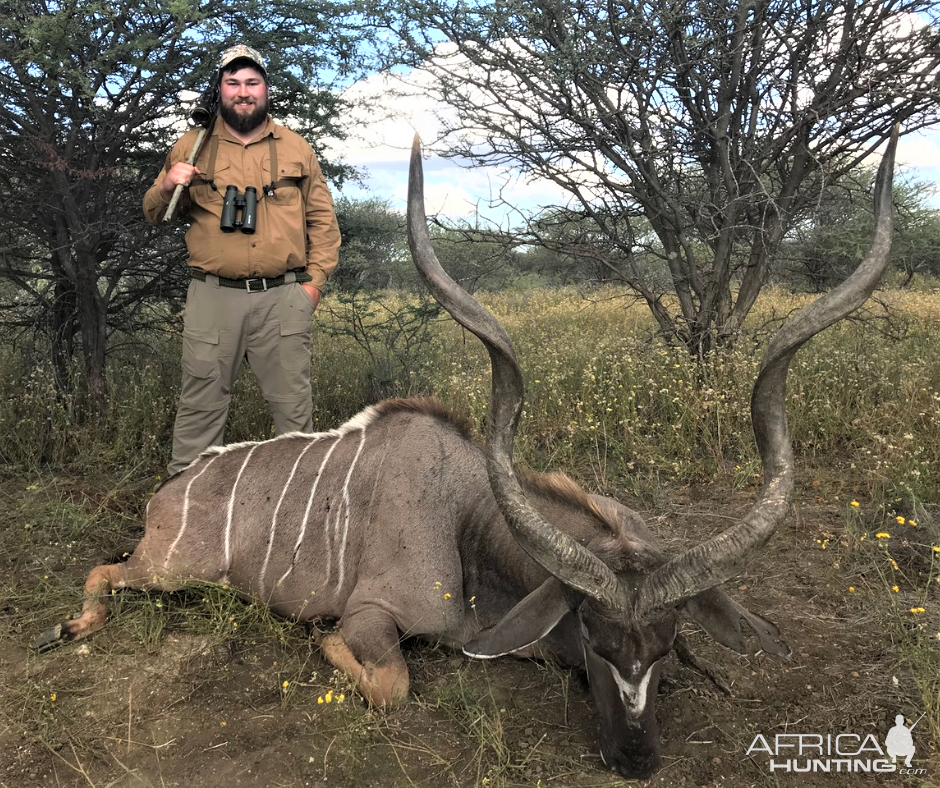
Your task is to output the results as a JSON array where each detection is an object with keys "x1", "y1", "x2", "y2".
[{"x1": 35, "y1": 129, "x2": 899, "y2": 779}]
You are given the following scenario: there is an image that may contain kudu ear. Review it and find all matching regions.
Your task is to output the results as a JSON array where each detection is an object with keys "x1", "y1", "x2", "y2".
[
  {"x1": 681, "y1": 588, "x2": 791, "y2": 658},
  {"x1": 463, "y1": 578, "x2": 575, "y2": 659}
]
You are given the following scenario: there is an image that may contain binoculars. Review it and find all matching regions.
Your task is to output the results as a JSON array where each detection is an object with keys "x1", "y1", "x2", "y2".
[{"x1": 220, "y1": 185, "x2": 257, "y2": 233}]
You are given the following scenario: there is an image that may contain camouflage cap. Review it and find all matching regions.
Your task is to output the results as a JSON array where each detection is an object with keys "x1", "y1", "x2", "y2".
[{"x1": 218, "y1": 44, "x2": 267, "y2": 76}]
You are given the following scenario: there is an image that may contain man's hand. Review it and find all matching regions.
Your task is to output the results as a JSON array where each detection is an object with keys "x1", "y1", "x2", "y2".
[
  {"x1": 160, "y1": 163, "x2": 201, "y2": 201},
  {"x1": 301, "y1": 283, "x2": 321, "y2": 310}
]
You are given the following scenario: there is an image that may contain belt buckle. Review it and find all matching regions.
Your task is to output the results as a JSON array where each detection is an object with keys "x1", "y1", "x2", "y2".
[{"x1": 245, "y1": 277, "x2": 267, "y2": 292}]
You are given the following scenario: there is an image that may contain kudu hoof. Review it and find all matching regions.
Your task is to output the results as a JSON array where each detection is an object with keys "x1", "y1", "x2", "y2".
[{"x1": 30, "y1": 623, "x2": 74, "y2": 653}]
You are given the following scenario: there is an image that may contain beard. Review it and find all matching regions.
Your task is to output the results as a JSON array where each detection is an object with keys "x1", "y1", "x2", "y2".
[{"x1": 219, "y1": 96, "x2": 269, "y2": 134}]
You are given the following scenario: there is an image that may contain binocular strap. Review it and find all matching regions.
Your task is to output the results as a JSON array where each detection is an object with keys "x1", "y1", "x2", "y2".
[{"x1": 198, "y1": 132, "x2": 303, "y2": 197}]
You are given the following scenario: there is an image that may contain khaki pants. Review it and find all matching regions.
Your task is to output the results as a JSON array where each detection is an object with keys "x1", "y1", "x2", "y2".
[{"x1": 169, "y1": 273, "x2": 315, "y2": 477}]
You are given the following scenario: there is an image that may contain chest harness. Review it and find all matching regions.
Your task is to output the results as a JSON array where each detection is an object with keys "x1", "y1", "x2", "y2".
[{"x1": 198, "y1": 132, "x2": 304, "y2": 198}]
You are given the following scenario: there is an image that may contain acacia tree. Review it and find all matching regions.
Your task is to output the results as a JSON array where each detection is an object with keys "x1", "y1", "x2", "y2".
[
  {"x1": 784, "y1": 171, "x2": 940, "y2": 291},
  {"x1": 0, "y1": 0, "x2": 365, "y2": 412},
  {"x1": 332, "y1": 197, "x2": 410, "y2": 290},
  {"x1": 375, "y1": 0, "x2": 940, "y2": 356}
]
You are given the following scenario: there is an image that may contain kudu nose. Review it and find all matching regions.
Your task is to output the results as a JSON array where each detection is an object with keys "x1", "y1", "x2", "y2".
[{"x1": 602, "y1": 746, "x2": 661, "y2": 781}]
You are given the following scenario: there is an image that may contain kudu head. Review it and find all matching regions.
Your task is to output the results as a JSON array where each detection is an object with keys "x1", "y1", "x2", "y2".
[{"x1": 406, "y1": 129, "x2": 898, "y2": 779}]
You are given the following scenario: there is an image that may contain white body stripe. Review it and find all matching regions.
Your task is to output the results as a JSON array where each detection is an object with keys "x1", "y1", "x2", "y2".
[
  {"x1": 172, "y1": 405, "x2": 382, "y2": 596},
  {"x1": 165, "y1": 454, "x2": 219, "y2": 568},
  {"x1": 198, "y1": 405, "x2": 380, "y2": 460},
  {"x1": 276, "y1": 435, "x2": 343, "y2": 589},
  {"x1": 332, "y1": 427, "x2": 367, "y2": 594},
  {"x1": 259, "y1": 437, "x2": 323, "y2": 599},
  {"x1": 223, "y1": 444, "x2": 260, "y2": 578}
]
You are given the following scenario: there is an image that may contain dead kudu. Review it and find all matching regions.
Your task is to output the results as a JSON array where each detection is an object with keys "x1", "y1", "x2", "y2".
[{"x1": 34, "y1": 129, "x2": 899, "y2": 779}]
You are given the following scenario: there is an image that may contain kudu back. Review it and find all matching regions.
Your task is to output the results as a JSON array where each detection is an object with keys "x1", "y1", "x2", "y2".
[{"x1": 34, "y1": 129, "x2": 899, "y2": 780}]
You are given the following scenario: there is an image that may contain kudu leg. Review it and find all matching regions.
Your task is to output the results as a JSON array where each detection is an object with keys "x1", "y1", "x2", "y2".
[
  {"x1": 319, "y1": 608, "x2": 410, "y2": 707},
  {"x1": 31, "y1": 560, "x2": 155, "y2": 651}
]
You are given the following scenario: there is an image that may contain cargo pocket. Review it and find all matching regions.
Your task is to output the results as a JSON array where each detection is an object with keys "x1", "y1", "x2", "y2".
[
  {"x1": 182, "y1": 326, "x2": 220, "y2": 376},
  {"x1": 277, "y1": 284, "x2": 314, "y2": 372},
  {"x1": 279, "y1": 319, "x2": 311, "y2": 372}
]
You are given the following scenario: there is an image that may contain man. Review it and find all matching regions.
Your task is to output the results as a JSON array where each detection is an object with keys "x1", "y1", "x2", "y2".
[{"x1": 144, "y1": 44, "x2": 341, "y2": 478}]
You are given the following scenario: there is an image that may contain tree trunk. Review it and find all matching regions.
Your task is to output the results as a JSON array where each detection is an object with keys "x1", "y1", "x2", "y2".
[
  {"x1": 48, "y1": 275, "x2": 78, "y2": 398},
  {"x1": 75, "y1": 253, "x2": 108, "y2": 417}
]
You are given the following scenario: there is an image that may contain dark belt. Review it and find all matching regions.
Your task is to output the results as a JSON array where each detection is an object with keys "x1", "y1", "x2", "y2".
[{"x1": 190, "y1": 268, "x2": 311, "y2": 292}]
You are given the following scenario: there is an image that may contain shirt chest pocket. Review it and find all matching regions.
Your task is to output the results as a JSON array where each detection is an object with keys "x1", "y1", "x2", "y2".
[{"x1": 262, "y1": 159, "x2": 304, "y2": 207}]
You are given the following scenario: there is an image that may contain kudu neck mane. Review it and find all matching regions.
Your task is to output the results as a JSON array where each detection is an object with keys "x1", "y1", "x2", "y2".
[{"x1": 515, "y1": 467, "x2": 660, "y2": 574}]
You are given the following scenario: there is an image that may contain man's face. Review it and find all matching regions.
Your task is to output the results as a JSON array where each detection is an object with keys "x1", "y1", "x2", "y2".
[{"x1": 219, "y1": 65, "x2": 269, "y2": 134}]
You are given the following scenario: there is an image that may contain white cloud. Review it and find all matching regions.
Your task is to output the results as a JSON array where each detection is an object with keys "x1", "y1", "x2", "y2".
[
  {"x1": 322, "y1": 72, "x2": 440, "y2": 167},
  {"x1": 897, "y1": 133, "x2": 940, "y2": 169}
]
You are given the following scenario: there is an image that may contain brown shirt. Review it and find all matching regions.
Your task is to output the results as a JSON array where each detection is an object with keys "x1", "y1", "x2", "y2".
[{"x1": 143, "y1": 117, "x2": 341, "y2": 289}]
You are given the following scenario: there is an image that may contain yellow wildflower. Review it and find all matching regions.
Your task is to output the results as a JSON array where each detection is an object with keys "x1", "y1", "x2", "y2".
[
  {"x1": 896, "y1": 516, "x2": 906, "y2": 525},
  {"x1": 910, "y1": 607, "x2": 926, "y2": 615},
  {"x1": 850, "y1": 500, "x2": 860, "y2": 508},
  {"x1": 876, "y1": 532, "x2": 890, "y2": 540},
  {"x1": 848, "y1": 586, "x2": 855, "y2": 592},
  {"x1": 443, "y1": 592, "x2": 452, "y2": 600}
]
